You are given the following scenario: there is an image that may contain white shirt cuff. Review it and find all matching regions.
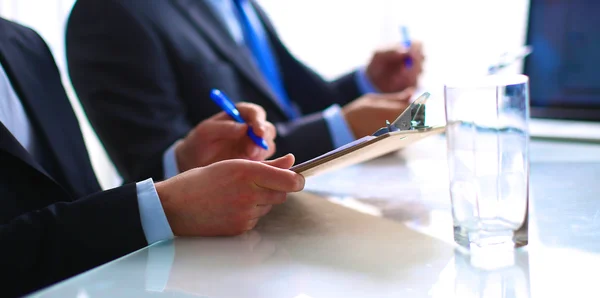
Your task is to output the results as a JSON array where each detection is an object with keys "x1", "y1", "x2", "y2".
[
  {"x1": 323, "y1": 104, "x2": 356, "y2": 148},
  {"x1": 355, "y1": 67, "x2": 380, "y2": 94},
  {"x1": 136, "y1": 178, "x2": 174, "y2": 245},
  {"x1": 163, "y1": 141, "x2": 180, "y2": 180}
]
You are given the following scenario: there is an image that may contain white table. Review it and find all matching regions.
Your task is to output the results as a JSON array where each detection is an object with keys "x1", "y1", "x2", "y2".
[{"x1": 32, "y1": 136, "x2": 600, "y2": 298}]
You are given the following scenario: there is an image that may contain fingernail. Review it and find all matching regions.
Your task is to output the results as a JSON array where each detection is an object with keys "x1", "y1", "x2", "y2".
[{"x1": 296, "y1": 175, "x2": 306, "y2": 190}]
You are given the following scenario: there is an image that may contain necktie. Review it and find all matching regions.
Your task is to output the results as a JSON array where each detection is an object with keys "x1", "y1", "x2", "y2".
[{"x1": 232, "y1": 0, "x2": 300, "y2": 119}]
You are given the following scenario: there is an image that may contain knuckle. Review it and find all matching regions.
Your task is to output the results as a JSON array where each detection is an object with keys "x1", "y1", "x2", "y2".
[
  {"x1": 236, "y1": 102, "x2": 252, "y2": 110},
  {"x1": 255, "y1": 104, "x2": 266, "y2": 115},
  {"x1": 238, "y1": 193, "x2": 258, "y2": 207},
  {"x1": 243, "y1": 102, "x2": 266, "y2": 115},
  {"x1": 265, "y1": 122, "x2": 276, "y2": 134},
  {"x1": 233, "y1": 162, "x2": 255, "y2": 182}
]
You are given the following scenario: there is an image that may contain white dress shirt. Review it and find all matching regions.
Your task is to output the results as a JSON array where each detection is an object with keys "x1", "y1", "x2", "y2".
[{"x1": 0, "y1": 61, "x2": 37, "y2": 154}]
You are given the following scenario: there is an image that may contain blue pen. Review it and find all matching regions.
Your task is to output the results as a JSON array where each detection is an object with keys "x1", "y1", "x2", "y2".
[
  {"x1": 209, "y1": 89, "x2": 269, "y2": 150},
  {"x1": 400, "y1": 25, "x2": 413, "y2": 68}
]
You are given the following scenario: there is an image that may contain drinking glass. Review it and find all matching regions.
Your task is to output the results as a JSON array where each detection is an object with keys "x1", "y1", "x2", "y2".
[{"x1": 444, "y1": 74, "x2": 529, "y2": 249}]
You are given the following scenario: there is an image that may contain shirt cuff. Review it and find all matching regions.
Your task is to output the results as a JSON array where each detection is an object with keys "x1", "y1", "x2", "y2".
[
  {"x1": 355, "y1": 67, "x2": 380, "y2": 94},
  {"x1": 163, "y1": 141, "x2": 180, "y2": 180},
  {"x1": 323, "y1": 104, "x2": 356, "y2": 148},
  {"x1": 136, "y1": 178, "x2": 174, "y2": 245}
]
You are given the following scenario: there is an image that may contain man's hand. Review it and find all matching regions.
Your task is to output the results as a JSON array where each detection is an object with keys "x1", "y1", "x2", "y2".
[
  {"x1": 155, "y1": 154, "x2": 305, "y2": 237},
  {"x1": 342, "y1": 89, "x2": 413, "y2": 138},
  {"x1": 175, "y1": 102, "x2": 277, "y2": 173},
  {"x1": 365, "y1": 41, "x2": 424, "y2": 93}
]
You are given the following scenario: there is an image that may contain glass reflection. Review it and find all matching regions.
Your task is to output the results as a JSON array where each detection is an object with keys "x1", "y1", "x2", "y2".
[{"x1": 432, "y1": 248, "x2": 530, "y2": 298}]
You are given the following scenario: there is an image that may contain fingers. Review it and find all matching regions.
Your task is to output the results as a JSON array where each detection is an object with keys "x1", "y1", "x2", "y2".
[
  {"x1": 251, "y1": 155, "x2": 305, "y2": 192},
  {"x1": 245, "y1": 218, "x2": 260, "y2": 231},
  {"x1": 250, "y1": 121, "x2": 276, "y2": 139},
  {"x1": 396, "y1": 87, "x2": 415, "y2": 100},
  {"x1": 248, "y1": 204, "x2": 273, "y2": 219},
  {"x1": 375, "y1": 46, "x2": 409, "y2": 61},
  {"x1": 245, "y1": 143, "x2": 272, "y2": 161},
  {"x1": 253, "y1": 188, "x2": 289, "y2": 205},
  {"x1": 198, "y1": 119, "x2": 248, "y2": 139},
  {"x1": 409, "y1": 41, "x2": 425, "y2": 59},
  {"x1": 373, "y1": 88, "x2": 414, "y2": 102},
  {"x1": 262, "y1": 154, "x2": 295, "y2": 169},
  {"x1": 236, "y1": 103, "x2": 268, "y2": 133},
  {"x1": 245, "y1": 122, "x2": 276, "y2": 160}
]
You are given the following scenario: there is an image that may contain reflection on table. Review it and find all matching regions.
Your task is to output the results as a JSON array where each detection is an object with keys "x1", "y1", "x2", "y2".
[{"x1": 33, "y1": 137, "x2": 600, "y2": 298}]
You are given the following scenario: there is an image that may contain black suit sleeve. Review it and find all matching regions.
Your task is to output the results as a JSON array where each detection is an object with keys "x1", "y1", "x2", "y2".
[
  {"x1": 1, "y1": 183, "x2": 147, "y2": 297},
  {"x1": 66, "y1": 0, "x2": 191, "y2": 183},
  {"x1": 331, "y1": 71, "x2": 364, "y2": 106}
]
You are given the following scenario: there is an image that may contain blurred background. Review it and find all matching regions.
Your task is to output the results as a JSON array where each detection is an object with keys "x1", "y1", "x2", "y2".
[{"x1": 0, "y1": 0, "x2": 530, "y2": 188}]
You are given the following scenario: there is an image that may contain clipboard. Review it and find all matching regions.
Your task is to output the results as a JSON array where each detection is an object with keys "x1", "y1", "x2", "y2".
[{"x1": 291, "y1": 92, "x2": 446, "y2": 177}]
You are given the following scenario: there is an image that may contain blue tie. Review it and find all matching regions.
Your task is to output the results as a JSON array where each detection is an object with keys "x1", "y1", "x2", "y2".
[{"x1": 232, "y1": 0, "x2": 300, "y2": 119}]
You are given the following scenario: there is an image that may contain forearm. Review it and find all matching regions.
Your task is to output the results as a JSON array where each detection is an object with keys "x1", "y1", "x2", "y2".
[
  {"x1": 330, "y1": 71, "x2": 364, "y2": 106},
  {"x1": 0, "y1": 184, "x2": 147, "y2": 297}
]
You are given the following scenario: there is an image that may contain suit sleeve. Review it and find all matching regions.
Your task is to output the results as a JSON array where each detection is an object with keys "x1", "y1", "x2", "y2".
[
  {"x1": 66, "y1": 0, "x2": 190, "y2": 183},
  {"x1": 1, "y1": 183, "x2": 147, "y2": 297},
  {"x1": 271, "y1": 111, "x2": 335, "y2": 162}
]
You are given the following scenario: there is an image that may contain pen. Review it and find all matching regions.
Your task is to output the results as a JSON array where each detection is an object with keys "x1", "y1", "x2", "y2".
[
  {"x1": 209, "y1": 89, "x2": 269, "y2": 150},
  {"x1": 400, "y1": 25, "x2": 413, "y2": 68},
  {"x1": 487, "y1": 46, "x2": 533, "y2": 75}
]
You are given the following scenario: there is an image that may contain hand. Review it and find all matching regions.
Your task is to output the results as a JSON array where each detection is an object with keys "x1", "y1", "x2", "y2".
[
  {"x1": 175, "y1": 102, "x2": 277, "y2": 173},
  {"x1": 156, "y1": 154, "x2": 305, "y2": 237},
  {"x1": 342, "y1": 89, "x2": 413, "y2": 138},
  {"x1": 365, "y1": 41, "x2": 424, "y2": 93}
]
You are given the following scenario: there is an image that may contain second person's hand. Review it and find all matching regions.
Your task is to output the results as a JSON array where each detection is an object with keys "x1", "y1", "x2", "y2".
[
  {"x1": 365, "y1": 42, "x2": 424, "y2": 93},
  {"x1": 342, "y1": 89, "x2": 413, "y2": 138},
  {"x1": 175, "y1": 102, "x2": 277, "y2": 173}
]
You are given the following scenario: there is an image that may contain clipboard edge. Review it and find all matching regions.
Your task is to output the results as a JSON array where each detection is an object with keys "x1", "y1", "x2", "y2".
[{"x1": 291, "y1": 126, "x2": 445, "y2": 174}]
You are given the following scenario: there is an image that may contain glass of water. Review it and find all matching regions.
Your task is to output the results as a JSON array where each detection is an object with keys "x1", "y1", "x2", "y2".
[{"x1": 444, "y1": 74, "x2": 529, "y2": 249}]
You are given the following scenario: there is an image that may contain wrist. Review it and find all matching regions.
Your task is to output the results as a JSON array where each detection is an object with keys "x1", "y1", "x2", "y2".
[
  {"x1": 154, "y1": 180, "x2": 175, "y2": 232},
  {"x1": 341, "y1": 106, "x2": 359, "y2": 138},
  {"x1": 174, "y1": 140, "x2": 188, "y2": 173}
]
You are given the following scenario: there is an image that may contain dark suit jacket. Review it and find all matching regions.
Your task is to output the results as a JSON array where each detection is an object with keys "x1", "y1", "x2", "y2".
[
  {"x1": 66, "y1": 0, "x2": 363, "y2": 183},
  {"x1": 0, "y1": 19, "x2": 147, "y2": 297}
]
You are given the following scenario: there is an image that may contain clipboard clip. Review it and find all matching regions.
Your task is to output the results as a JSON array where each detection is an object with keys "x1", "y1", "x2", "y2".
[{"x1": 372, "y1": 92, "x2": 430, "y2": 136}]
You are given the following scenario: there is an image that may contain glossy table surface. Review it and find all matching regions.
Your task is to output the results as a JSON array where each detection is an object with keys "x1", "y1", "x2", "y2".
[{"x1": 32, "y1": 136, "x2": 600, "y2": 298}]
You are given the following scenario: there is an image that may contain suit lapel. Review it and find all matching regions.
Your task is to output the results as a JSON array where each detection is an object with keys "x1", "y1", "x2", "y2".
[
  {"x1": 0, "y1": 31, "x2": 101, "y2": 196},
  {"x1": 171, "y1": 0, "x2": 292, "y2": 118},
  {"x1": 0, "y1": 121, "x2": 55, "y2": 180}
]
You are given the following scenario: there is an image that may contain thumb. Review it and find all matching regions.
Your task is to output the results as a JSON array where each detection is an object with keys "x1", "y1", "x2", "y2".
[
  {"x1": 262, "y1": 154, "x2": 295, "y2": 169},
  {"x1": 377, "y1": 88, "x2": 414, "y2": 101}
]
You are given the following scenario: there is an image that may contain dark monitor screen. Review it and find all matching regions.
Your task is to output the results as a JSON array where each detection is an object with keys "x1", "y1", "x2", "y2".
[{"x1": 524, "y1": 0, "x2": 600, "y2": 121}]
